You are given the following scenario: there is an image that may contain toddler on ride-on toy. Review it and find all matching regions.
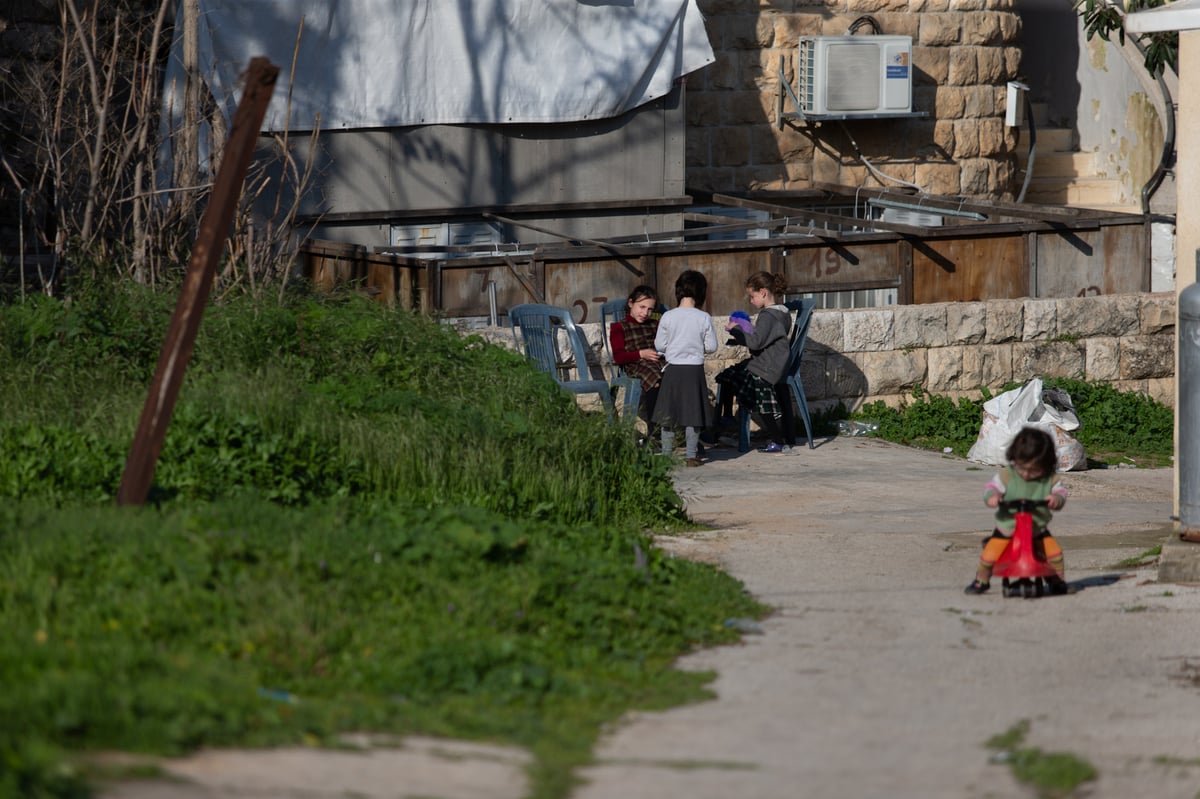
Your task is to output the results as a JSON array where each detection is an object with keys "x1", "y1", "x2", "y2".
[{"x1": 964, "y1": 426, "x2": 1071, "y2": 597}]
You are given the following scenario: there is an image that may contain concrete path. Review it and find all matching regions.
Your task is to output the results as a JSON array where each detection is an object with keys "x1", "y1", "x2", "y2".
[
  {"x1": 102, "y1": 438, "x2": 1200, "y2": 799},
  {"x1": 577, "y1": 437, "x2": 1195, "y2": 799}
]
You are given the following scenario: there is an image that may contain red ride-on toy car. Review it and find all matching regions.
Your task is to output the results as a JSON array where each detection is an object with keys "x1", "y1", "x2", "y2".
[{"x1": 992, "y1": 498, "x2": 1058, "y2": 598}]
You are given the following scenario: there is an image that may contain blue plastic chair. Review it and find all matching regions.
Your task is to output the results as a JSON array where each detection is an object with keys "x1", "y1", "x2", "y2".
[
  {"x1": 508, "y1": 303, "x2": 614, "y2": 416},
  {"x1": 721, "y1": 298, "x2": 817, "y2": 451}
]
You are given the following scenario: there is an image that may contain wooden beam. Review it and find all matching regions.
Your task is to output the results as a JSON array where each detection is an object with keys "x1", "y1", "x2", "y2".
[
  {"x1": 118, "y1": 57, "x2": 279, "y2": 506},
  {"x1": 501, "y1": 254, "x2": 545, "y2": 303},
  {"x1": 295, "y1": 196, "x2": 694, "y2": 225}
]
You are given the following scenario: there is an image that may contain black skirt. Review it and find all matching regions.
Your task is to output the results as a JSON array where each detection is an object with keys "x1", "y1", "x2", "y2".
[{"x1": 652, "y1": 364, "x2": 714, "y2": 429}]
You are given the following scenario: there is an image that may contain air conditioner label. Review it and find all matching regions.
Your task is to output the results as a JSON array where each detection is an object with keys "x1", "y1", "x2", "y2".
[{"x1": 886, "y1": 51, "x2": 909, "y2": 80}]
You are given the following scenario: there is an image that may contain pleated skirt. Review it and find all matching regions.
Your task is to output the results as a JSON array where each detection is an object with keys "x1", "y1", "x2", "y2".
[{"x1": 652, "y1": 364, "x2": 714, "y2": 429}]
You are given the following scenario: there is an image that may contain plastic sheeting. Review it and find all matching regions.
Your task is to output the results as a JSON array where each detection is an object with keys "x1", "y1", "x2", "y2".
[{"x1": 165, "y1": 0, "x2": 714, "y2": 132}]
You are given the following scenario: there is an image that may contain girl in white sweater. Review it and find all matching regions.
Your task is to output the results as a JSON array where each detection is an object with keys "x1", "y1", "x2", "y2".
[{"x1": 652, "y1": 270, "x2": 718, "y2": 466}]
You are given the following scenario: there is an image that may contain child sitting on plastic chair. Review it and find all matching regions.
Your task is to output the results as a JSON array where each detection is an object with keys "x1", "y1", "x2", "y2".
[
  {"x1": 713, "y1": 271, "x2": 794, "y2": 453},
  {"x1": 609, "y1": 284, "x2": 665, "y2": 440}
]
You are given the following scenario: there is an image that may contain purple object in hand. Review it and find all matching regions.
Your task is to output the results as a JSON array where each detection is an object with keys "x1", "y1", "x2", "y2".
[{"x1": 729, "y1": 310, "x2": 754, "y2": 334}]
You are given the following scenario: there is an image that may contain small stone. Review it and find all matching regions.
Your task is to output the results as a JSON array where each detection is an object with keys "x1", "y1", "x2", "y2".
[{"x1": 725, "y1": 618, "x2": 765, "y2": 634}]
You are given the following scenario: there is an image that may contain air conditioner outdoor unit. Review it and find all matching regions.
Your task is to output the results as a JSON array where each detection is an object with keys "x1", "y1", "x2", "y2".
[{"x1": 797, "y1": 35, "x2": 913, "y2": 117}]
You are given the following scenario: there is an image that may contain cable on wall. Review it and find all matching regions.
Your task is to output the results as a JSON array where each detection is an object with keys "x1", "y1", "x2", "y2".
[
  {"x1": 847, "y1": 16, "x2": 882, "y2": 35},
  {"x1": 837, "y1": 120, "x2": 922, "y2": 192}
]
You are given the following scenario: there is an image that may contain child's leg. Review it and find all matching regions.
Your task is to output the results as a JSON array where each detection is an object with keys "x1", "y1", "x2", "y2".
[
  {"x1": 684, "y1": 426, "x2": 700, "y2": 459},
  {"x1": 661, "y1": 428, "x2": 675, "y2": 456},
  {"x1": 976, "y1": 535, "x2": 1010, "y2": 585},
  {"x1": 718, "y1": 391, "x2": 734, "y2": 419},
  {"x1": 760, "y1": 414, "x2": 784, "y2": 445},
  {"x1": 1042, "y1": 534, "x2": 1065, "y2": 579},
  {"x1": 640, "y1": 387, "x2": 660, "y2": 440},
  {"x1": 714, "y1": 364, "x2": 745, "y2": 426}
]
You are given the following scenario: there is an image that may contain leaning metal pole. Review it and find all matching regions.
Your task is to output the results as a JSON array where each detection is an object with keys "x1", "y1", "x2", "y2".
[{"x1": 117, "y1": 57, "x2": 279, "y2": 506}]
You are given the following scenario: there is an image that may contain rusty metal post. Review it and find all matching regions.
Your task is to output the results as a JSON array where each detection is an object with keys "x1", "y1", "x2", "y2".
[{"x1": 117, "y1": 57, "x2": 279, "y2": 506}]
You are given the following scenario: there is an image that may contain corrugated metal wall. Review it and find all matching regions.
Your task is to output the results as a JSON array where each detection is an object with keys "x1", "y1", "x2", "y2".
[{"x1": 262, "y1": 87, "x2": 687, "y2": 249}]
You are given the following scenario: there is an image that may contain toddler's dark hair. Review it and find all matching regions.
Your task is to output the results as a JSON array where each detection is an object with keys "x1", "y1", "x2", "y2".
[
  {"x1": 746, "y1": 271, "x2": 787, "y2": 298},
  {"x1": 674, "y1": 270, "x2": 707, "y2": 305},
  {"x1": 627, "y1": 284, "x2": 658, "y2": 306},
  {"x1": 1006, "y1": 426, "x2": 1057, "y2": 477}
]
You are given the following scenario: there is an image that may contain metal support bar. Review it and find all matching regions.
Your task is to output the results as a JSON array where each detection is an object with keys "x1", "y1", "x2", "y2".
[
  {"x1": 294, "y1": 196, "x2": 693, "y2": 226},
  {"x1": 482, "y1": 212, "x2": 640, "y2": 255},
  {"x1": 811, "y1": 182, "x2": 1085, "y2": 221},
  {"x1": 713, "y1": 192, "x2": 931, "y2": 237},
  {"x1": 867, "y1": 196, "x2": 987, "y2": 222},
  {"x1": 776, "y1": 59, "x2": 805, "y2": 130}
]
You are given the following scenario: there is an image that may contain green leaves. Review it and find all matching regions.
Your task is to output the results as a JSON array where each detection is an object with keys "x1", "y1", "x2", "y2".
[
  {"x1": 0, "y1": 283, "x2": 737, "y2": 798},
  {"x1": 0, "y1": 425, "x2": 123, "y2": 503},
  {"x1": 855, "y1": 389, "x2": 987, "y2": 457},
  {"x1": 1075, "y1": 0, "x2": 1178, "y2": 78},
  {"x1": 1044, "y1": 377, "x2": 1173, "y2": 459}
]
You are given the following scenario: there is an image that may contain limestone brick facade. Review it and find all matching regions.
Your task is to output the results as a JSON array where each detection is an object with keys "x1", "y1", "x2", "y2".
[{"x1": 686, "y1": 0, "x2": 1023, "y2": 199}]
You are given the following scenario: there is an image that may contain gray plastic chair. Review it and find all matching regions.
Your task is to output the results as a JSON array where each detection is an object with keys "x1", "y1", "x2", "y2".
[{"x1": 508, "y1": 303, "x2": 613, "y2": 416}]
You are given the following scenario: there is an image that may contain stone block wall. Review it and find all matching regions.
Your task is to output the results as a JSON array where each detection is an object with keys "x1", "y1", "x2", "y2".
[
  {"x1": 471, "y1": 292, "x2": 1176, "y2": 415},
  {"x1": 686, "y1": 0, "x2": 1023, "y2": 198},
  {"x1": 785, "y1": 292, "x2": 1176, "y2": 411}
]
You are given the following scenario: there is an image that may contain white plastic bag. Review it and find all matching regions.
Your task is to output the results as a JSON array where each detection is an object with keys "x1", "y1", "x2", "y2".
[{"x1": 965, "y1": 378, "x2": 1087, "y2": 471}]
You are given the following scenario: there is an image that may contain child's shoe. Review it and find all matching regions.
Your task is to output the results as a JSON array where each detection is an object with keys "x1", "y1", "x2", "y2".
[
  {"x1": 963, "y1": 579, "x2": 990, "y2": 595},
  {"x1": 1046, "y1": 576, "x2": 1071, "y2": 595},
  {"x1": 758, "y1": 441, "x2": 787, "y2": 453}
]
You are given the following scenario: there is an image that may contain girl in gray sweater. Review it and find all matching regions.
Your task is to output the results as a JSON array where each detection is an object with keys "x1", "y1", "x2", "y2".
[{"x1": 715, "y1": 271, "x2": 794, "y2": 453}]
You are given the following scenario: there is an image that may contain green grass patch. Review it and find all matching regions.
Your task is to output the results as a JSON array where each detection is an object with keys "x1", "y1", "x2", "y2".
[
  {"x1": 850, "y1": 389, "x2": 984, "y2": 457},
  {"x1": 0, "y1": 282, "x2": 765, "y2": 799},
  {"x1": 986, "y1": 720, "x2": 1098, "y2": 798},
  {"x1": 1114, "y1": 545, "x2": 1163, "y2": 568},
  {"x1": 843, "y1": 379, "x2": 1173, "y2": 465},
  {"x1": 1151, "y1": 755, "x2": 1200, "y2": 767}
]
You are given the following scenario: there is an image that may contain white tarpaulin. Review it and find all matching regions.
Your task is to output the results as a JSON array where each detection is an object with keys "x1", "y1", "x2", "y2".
[{"x1": 165, "y1": 0, "x2": 715, "y2": 132}]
